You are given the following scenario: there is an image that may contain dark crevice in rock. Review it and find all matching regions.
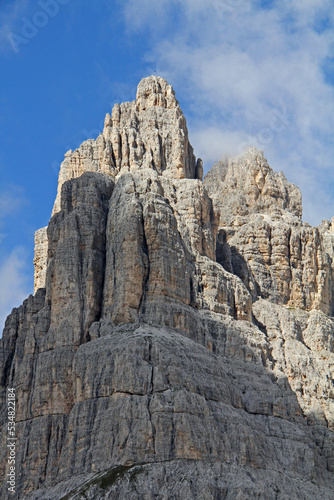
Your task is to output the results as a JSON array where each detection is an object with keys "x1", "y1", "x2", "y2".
[
  {"x1": 110, "y1": 142, "x2": 117, "y2": 170},
  {"x1": 216, "y1": 229, "x2": 233, "y2": 274},
  {"x1": 138, "y1": 207, "x2": 150, "y2": 318},
  {"x1": 147, "y1": 338, "x2": 156, "y2": 456},
  {"x1": 252, "y1": 314, "x2": 267, "y2": 336},
  {"x1": 150, "y1": 148, "x2": 156, "y2": 170},
  {"x1": 28, "y1": 338, "x2": 40, "y2": 420}
]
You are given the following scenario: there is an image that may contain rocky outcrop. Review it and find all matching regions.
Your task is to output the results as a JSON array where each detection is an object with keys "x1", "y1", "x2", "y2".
[
  {"x1": 1, "y1": 77, "x2": 334, "y2": 499},
  {"x1": 35, "y1": 76, "x2": 202, "y2": 296},
  {"x1": 204, "y1": 147, "x2": 302, "y2": 226},
  {"x1": 51, "y1": 76, "x2": 202, "y2": 217},
  {"x1": 33, "y1": 227, "x2": 48, "y2": 294},
  {"x1": 204, "y1": 148, "x2": 333, "y2": 315},
  {"x1": 100, "y1": 168, "x2": 251, "y2": 328}
]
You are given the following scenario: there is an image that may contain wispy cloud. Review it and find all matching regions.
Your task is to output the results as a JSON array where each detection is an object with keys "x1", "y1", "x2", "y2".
[
  {"x1": 0, "y1": 187, "x2": 31, "y2": 332},
  {"x1": 0, "y1": 186, "x2": 27, "y2": 220},
  {"x1": 122, "y1": 0, "x2": 334, "y2": 225},
  {"x1": 0, "y1": 0, "x2": 29, "y2": 51},
  {"x1": 0, "y1": 185, "x2": 27, "y2": 244},
  {"x1": 0, "y1": 247, "x2": 31, "y2": 333}
]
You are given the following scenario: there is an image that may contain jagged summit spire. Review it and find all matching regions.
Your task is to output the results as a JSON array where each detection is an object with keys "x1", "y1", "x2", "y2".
[
  {"x1": 136, "y1": 75, "x2": 178, "y2": 110},
  {"x1": 52, "y1": 76, "x2": 202, "y2": 216},
  {"x1": 103, "y1": 75, "x2": 179, "y2": 130}
]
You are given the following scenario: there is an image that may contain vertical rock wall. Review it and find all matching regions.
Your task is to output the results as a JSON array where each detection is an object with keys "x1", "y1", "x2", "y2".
[{"x1": 33, "y1": 227, "x2": 48, "y2": 293}]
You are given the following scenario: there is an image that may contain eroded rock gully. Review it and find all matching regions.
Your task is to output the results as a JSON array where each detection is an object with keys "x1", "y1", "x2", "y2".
[{"x1": 1, "y1": 77, "x2": 333, "y2": 499}]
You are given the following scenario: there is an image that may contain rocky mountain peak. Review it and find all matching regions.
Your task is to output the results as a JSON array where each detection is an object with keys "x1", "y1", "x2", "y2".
[
  {"x1": 52, "y1": 76, "x2": 201, "y2": 216},
  {"x1": 135, "y1": 75, "x2": 178, "y2": 111},
  {"x1": 204, "y1": 146, "x2": 302, "y2": 227},
  {"x1": 1, "y1": 78, "x2": 334, "y2": 499}
]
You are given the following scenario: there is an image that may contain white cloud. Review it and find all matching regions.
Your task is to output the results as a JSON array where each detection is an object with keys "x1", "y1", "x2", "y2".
[
  {"x1": 122, "y1": 0, "x2": 334, "y2": 225},
  {"x1": 0, "y1": 187, "x2": 31, "y2": 333},
  {"x1": 0, "y1": 247, "x2": 32, "y2": 333},
  {"x1": 189, "y1": 126, "x2": 248, "y2": 165}
]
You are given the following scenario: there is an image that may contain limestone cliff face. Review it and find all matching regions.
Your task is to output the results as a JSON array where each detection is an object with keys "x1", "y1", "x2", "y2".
[
  {"x1": 1, "y1": 77, "x2": 334, "y2": 500},
  {"x1": 204, "y1": 148, "x2": 333, "y2": 315}
]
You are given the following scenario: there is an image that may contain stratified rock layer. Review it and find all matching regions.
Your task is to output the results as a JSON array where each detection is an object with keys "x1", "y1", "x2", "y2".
[
  {"x1": 1, "y1": 77, "x2": 334, "y2": 500},
  {"x1": 204, "y1": 148, "x2": 333, "y2": 315}
]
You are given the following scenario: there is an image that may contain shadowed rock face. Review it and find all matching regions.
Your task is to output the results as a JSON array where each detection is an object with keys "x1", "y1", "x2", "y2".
[{"x1": 1, "y1": 77, "x2": 334, "y2": 500}]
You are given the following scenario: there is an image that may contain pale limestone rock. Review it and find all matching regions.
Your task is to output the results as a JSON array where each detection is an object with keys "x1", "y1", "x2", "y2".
[
  {"x1": 51, "y1": 76, "x2": 201, "y2": 216},
  {"x1": 197, "y1": 256, "x2": 252, "y2": 320},
  {"x1": 204, "y1": 147, "x2": 302, "y2": 227},
  {"x1": 252, "y1": 299, "x2": 334, "y2": 472},
  {"x1": 216, "y1": 215, "x2": 333, "y2": 314},
  {"x1": 101, "y1": 168, "x2": 251, "y2": 327},
  {"x1": 33, "y1": 227, "x2": 48, "y2": 293},
  {"x1": 205, "y1": 149, "x2": 333, "y2": 315},
  {"x1": 160, "y1": 176, "x2": 214, "y2": 260}
]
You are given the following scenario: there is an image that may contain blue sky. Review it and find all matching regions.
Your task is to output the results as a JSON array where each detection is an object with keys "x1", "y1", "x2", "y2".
[{"x1": 0, "y1": 0, "x2": 334, "y2": 329}]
